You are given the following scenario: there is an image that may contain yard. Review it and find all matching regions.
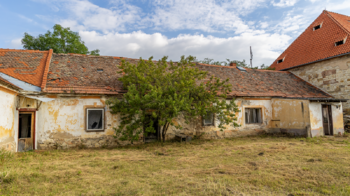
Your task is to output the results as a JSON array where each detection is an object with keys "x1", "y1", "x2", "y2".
[{"x1": 1, "y1": 135, "x2": 350, "y2": 195}]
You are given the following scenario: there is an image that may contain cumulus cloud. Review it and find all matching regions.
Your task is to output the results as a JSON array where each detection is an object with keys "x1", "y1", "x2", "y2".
[
  {"x1": 9, "y1": 38, "x2": 22, "y2": 48},
  {"x1": 79, "y1": 30, "x2": 291, "y2": 67},
  {"x1": 271, "y1": 0, "x2": 298, "y2": 7}
]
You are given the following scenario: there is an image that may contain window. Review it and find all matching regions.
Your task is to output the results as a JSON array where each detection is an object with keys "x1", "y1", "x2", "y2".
[
  {"x1": 203, "y1": 112, "x2": 214, "y2": 126},
  {"x1": 335, "y1": 40, "x2": 345, "y2": 46},
  {"x1": 313, "y1": 24, "x2": 321, "y2": 31},
  {"x1": 97, "y1": 69, "x2": 103, "y2": 72},
  {"x1": 277, "y1": 59, "x2": 284, "y2": 64},
  {"x1": 86, "y1": 108, "x2": 105, "y2": 131},
  {"x1": 237, "y1": 66, "x2": 247, "y2": 72},
  {"x1": 245, "y1": 108, "x2": 262, "y2": 124}
]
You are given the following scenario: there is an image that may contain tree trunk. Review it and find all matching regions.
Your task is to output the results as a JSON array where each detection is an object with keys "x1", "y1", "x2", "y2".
[{"x1": 161, "y1": 122, "x2": 170, "y2": 143}]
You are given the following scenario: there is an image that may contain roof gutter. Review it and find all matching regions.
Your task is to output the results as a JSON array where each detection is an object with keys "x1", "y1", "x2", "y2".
[{"x1": 281, "y1": 51, "x2": 350, "y2": 71}]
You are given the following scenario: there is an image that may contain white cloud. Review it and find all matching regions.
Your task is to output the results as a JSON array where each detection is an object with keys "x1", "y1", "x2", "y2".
[
  {"x1": 79, "y1": 30, "x2": 291, "y2": 67},
  {"x1": 57, "y1": 0, "x2": 142, "y2": 32},
  {"x1": 9, "y1": 38, "x2": 22, "y2": 49},
  {"x1": 272, "y1": 0, "x2": 298, "y2": 7}
]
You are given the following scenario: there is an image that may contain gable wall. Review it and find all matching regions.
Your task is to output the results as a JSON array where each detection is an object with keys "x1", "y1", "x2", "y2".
[{"x1": 0, "y1": 85, "x2": 18, "y2": 152}]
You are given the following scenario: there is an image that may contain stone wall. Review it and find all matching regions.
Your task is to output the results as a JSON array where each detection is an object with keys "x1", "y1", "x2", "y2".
[{"x1": 289, "y1": 55, "x2": 350, "y2": 108}]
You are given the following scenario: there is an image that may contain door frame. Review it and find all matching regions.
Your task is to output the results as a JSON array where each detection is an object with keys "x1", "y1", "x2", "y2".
[
  {"x1": 321, "y1": 104, "x2": 333, "y2": 136},
  {"x1": 18, "y1": 109, "x2": 36, "y2": 151}
]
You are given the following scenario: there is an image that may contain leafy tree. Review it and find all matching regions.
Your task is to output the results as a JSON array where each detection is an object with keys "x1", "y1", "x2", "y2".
[
  {"x1": 21, "y1": 24, "x2": 100, "y2": 56},
  {"x1": 107, "y1": 56, "x2": 239, "y2": 143},
  {"x1": 199, "y1": 58, "x2": 274, "y2": 70}
]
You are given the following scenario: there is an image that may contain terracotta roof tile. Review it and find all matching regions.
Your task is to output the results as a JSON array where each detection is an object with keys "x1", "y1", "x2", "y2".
[
  {"x1": 196, "y1": 64, "x2": 331, "y2": 98},
  {"x1": 0, "y1": 49, "x2": 52, "y2": 87},
  {"x1": 270, "y1": 10, "x2": 350, "y2": 71}
]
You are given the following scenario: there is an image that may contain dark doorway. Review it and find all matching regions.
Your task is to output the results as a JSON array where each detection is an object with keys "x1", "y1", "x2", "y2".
[
  {"x1": 18, "y1": 112, "x2": 35, "y2": 152},
  {"x1": 322, "y1": 105, "x2": 333, "y2": 136},
  {"x1": 144, "y1": 115, "x2": 159, "y2": 142}
]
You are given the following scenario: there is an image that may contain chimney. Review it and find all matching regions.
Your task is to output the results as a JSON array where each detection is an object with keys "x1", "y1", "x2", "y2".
[{"x1": 229, "y1": 62, "x2": 237, "y2": 67}]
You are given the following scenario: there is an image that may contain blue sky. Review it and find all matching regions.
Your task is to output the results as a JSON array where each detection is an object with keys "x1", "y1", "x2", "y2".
[{"x1": 1, "y1": 0, "x2": 350, "y2": 66}]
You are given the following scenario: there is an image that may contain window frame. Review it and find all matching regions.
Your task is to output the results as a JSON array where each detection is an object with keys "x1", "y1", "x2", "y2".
[
  {"x1": 202, "y1": 111, "x2": 215, "y2": 126},
  {"x1": 245, "y1": 107, "x2": 263, "y2": 125},
  {"x1": 85, "y1": 107, "x2": 105, "y2": 132}
]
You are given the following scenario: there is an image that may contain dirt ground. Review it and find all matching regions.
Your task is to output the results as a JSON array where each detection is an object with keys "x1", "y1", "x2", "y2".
[{"x1": 1, "y1": 135, "x2": 350, "y2": 195}]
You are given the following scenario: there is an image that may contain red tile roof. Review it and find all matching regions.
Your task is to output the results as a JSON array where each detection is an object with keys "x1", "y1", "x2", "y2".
[
  {"x1": 44, "y1": 53, "x2": 128, "y2": 94},
  {"x1": 270, "y1": 10, "x2": 350, "y2": 71},
  {"x1": 196, "y1": 63, "x2": 331, "y2": 98},
  {"x1": 0, "y1": 49, "x2": 333, "y2": 98},
  {"x1": 0, "y1": 49, "x2": 53, "y2": 87}
]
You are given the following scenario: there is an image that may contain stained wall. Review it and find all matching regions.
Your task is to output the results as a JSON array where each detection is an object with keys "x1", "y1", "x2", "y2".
[
  {"x1": 309, "y1": 102, "x2": 344, "y2": 136},
  {"x1": 36, "y1": 96, "x2": 123, "y2": 150},
  {"x1": 0, "y1": 85, "x2": 18, "y2": 152}
]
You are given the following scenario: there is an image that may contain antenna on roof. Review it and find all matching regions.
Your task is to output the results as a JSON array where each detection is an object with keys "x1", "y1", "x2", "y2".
[{"x1": 250, "y1": 46, "x2": 253, "y2": 68}]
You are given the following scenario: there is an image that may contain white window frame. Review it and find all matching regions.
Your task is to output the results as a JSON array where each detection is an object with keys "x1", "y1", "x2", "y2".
[{"x1": 86, "y1": 108, "x2": 105, "y2": 131}]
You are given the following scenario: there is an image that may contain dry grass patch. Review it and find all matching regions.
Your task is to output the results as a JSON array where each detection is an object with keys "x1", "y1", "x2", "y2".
[{"x1": 1, "y1": 136, "x2": 350, "y2": 195}]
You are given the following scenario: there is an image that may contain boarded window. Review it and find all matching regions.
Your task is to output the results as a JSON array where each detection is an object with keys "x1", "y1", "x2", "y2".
[
  {"x1": 245, "y1": 108, "x2": 262, "y2": 124},
  {"x1": 203, "y1": 112, "x2": 214, "y2": 126},
  {"x1": 86, "y1": 108, "x2": 104, "y2": 131}
]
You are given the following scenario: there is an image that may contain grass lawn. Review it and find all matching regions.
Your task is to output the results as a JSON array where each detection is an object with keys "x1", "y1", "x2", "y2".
[{"x1": 1, "y1": 135, "x2": 350, "y2": 195}]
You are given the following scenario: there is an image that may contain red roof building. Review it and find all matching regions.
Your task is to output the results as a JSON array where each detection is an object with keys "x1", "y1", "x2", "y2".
[{"x1": 270, "y1": 10, "x2": 350, "y2": 71}]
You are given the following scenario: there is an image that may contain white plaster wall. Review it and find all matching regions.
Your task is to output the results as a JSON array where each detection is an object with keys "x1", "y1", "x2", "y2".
[
  {"x1": 309, "y1": 102, "x2": 323, "y2": 137},
  {"x1": 309, "y1": 102, "x2": 344, "y2": 137},
  {"x1": 36, "y1": 97, "x2": 118, "y2": 144},
  {"x1": 0, "y1": 88, "x2": 17, "y2": 151},
  {"x1": 236, "y1": 98, "x2": 272, "y2": 129}
]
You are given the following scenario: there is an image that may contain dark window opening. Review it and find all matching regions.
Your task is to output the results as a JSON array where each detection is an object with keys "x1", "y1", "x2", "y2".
[
  {"x1": 86, "y1": 108, "x2": 104, "y2": 131},
  {"x1": 313, "y1": 24, "x2": 321, "y2": 31},
  {"x1": 19, "y1": 114, "x2": 32, "y2": 138},
  {"x1": 245, "y1": 108, "x2": 262, "y2": 124},
  {"x1": 97, "y1": 69, "x2": 103, "y2": 72},
  {"x1": 203, "y1": 112, "x2": 214, "y2": 126},
  {"x1": 277, "y1": 59, "x2": 283, "y2": 64},
  {"x1": 335, "y1": 40, "x2": 344, "y2": 46}
]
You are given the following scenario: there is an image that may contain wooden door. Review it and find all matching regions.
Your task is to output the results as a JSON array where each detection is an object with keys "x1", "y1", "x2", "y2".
[
  {"x1": 18, "y1": 112, "x2": 35, "y2": 152},
  {"x1": 322, "y1": 105, "x2": 333, "y2": 136}
]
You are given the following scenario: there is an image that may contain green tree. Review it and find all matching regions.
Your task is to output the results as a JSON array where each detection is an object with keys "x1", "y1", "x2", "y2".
[
  {"x1": 107, "y1": 56, "x2": 239, "y2": 143},
  {"x1": 21, "y1": 24, "x2": 100, "y2": 56}
]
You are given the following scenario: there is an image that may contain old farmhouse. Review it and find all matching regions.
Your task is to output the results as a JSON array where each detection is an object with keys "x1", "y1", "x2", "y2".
[
  {"x1": 270, "y1": 10, "x2": 350, "y2": 131},
  {"x1": 0, "y1": 48, "x2": 346, "y2": 152}
]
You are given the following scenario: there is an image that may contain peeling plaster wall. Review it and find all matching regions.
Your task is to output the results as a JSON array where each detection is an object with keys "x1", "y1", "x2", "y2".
[
  {"x1": 35, "y1": 96, "x2": 340, "y2": 149},
  {"x1": 36, "y1": 96, "x2": 123, "y2": 149},
  {"x1": 270, "y1": 99, "x2": 311, "y2": 136},
  {"x1": 165, "y1": 98, "x2": 273, "y2": 140},
  {"x1": 309, "y1": 102, "x2": 344, "y2": 137},
  {"x1": 0, "y1": 86, "x2": 17, "y2": 152}
]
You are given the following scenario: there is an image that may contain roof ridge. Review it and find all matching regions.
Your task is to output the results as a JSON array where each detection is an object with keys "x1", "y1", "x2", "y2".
[
  {"x1": 41, "y1": 49, "x2": 53, "y2": 90},
  {"x1": 0, "y1": 48, "x2": 48, "y2": 53},
  {"x1": 325, "y1": 10, "x2": 350, "y2": 35},
  {"x1": 325, "y1": 10, "x2": 350, "y2": 18}
]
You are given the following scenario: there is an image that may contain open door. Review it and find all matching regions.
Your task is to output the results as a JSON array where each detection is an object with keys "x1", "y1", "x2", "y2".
[
  {"x1": 18, "y1": 112, "x2": 35, "y2": 152},
  {"x1": 144, "y1": 115, "x2": 159, "y2": 142},
  {"x1": 322, "y1": 105, "x2": 333, "y2": 136}
]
